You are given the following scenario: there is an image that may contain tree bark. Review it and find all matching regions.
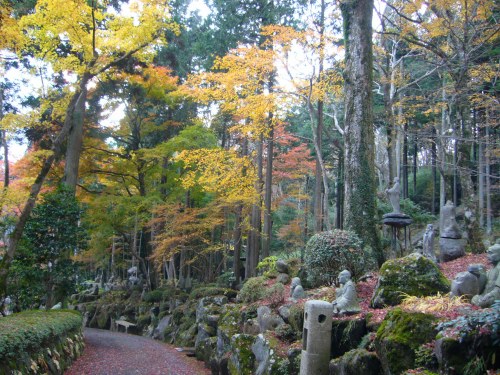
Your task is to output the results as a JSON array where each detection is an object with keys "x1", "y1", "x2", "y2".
[
  {"x1": 341, "y1": 0, "x2": 382, "y2": 265},
  {"x1": 63, "y1": 83, "x2": 87, "y2": 190},
  {"x1": 262, "y1": 126, "x2": 273, "y2": 259}
]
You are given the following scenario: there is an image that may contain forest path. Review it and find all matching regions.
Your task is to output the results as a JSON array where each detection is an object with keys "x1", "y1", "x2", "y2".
[{"x1": 65, "y1": 328, "x2": 210, "y2": 375}]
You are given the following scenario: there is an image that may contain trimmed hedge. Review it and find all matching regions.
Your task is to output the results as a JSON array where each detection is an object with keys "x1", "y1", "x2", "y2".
[{"x1": 0, "y1": 310, "x2": 84, "y2": 374}]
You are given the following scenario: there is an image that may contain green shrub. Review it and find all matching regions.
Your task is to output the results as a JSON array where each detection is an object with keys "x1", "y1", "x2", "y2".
[
  {"x1": 304, "y1": 230, "x2": 367, "y2": 287},
  {"x1": 275, "y1": 323, "x2": 296, "y2": 342},
  {"x1": 288, "y1": 303, "x2": 305, "y2": 335},
  {"x1": 238, "y1": 276, "x2": 267, "y2": 303},
  {"x1": 0, "y1": 310, "x2": 82, "y2": 361},
  {"x1": 257, "y1": 256, "x2": 278, "y2": 278},
  {"x1": 189, "y1": 286, "x2": 237, "y2": 300},
  {"x1": 143, "y1": 289, "x2": 164, "y2": 303},
  {"x1": 216, "y1": 271, "x2": 236, "y2": 288}
]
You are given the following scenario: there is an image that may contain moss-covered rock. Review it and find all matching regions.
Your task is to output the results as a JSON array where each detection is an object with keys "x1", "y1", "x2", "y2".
[
  {"x1": 371, "y1": 253, "x2": 450, "y2": 308},
  {"x1": 217, "y1": 304, "x2": 243, "y2": 357},
  {"x1": 196, "y1": 336, "x2": 217, "y2": 365},
  {"x1": 228, "y1": 334, "x2": 256, "y2": 375},
  {"x1": 331, "y1": 318, "x2": 367, "y2": 358},
  {"x1": 329, "y1": 349, "x2": 382, "y2": 375},
  {"x1": 252, "y1": 333, "x2": 284, "y2": 375},
  {"x1": 375, "y1": 309, "x2": 438, "y2": 375},
  {"x1": 288, "y1": 303, "x2": 305, "y2": 337},
  {"x1": 190, "y1": 287, "x2": 238, "y2": 300}
]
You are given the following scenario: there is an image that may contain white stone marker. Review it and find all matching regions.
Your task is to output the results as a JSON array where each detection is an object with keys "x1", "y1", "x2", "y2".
[{"x1": 299, "y1": 300, "x2": 333, "y2": 375}]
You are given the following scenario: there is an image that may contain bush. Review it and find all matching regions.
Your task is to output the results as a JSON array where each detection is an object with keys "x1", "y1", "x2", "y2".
[
  {"x1": 265, "y1": 282, "x2": 285, "y2": 308},
  {"x1": 257, "y1": 256, "x2": 278, "y2": 278},
  {"x1": 0, "y1": 310, "x2": 82, "y2": 360},
  {"x1": 189, "y1": 286, "x2": 237, "y2": 300},
  {"x1": 143, "y1": 289, "x2": 165, "y2": 303},
  {"x1": 304, "y1": 230, "x2": 367, "y2": 287},
  {"x1": 238, "y1": 276, "x2": 267, "y2": 303}
]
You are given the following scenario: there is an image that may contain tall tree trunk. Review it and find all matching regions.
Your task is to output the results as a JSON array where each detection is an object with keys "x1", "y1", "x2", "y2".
[
  {"x1": 63, "y1": 83, "x2": 87, "y2": 190},
  {"x1": 246, "y1": 136, "x2": 263, "y2": 278},
  {"x1": 403, "y1": 121, "x2": 409, "y2": 199},
  {"x1": 314, "y1": 108, "x2": 324, "y2": 232},
  {"x1": 233, "y1": 204, "x2": 242, "y2": 285},
  {"x1": 262, "y1": 112, "x2": 274, "y2": 258},
  {"x1": 341, "y1": 0, "x2": 382, "y2": 265},
  {"x1": 336, "y1": 151, "x2": 344, "y2": 229},
  {"x1": 431, "y1": 127, "x2": 437, "y2": 215},
  {"x1": 485, "y1": 114, "x2": 492, "y2": 235}
]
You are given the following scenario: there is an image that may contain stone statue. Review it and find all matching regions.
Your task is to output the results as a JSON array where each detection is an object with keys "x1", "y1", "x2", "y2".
[
  {"x1": 290, "y1": 277, "x2": 306, "y2": 300},
  {"x1": 471, "y1": 242, "x2": 500, "y2": 308},
  {"x1": 440, "y1": 200, "x2": 461, "y2": 239},
  {"x1": 386, "y1": 177, "x2": 401, "y2": 214},
  {"x1": 422, "y1": 224, "x2": 437, "y2": 262},
  {"x1": 332, "y1": 270, "x2": 361, "y2": 316}
]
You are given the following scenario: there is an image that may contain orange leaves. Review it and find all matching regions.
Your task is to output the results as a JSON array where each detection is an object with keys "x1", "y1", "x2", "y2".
[{"x1": 149, "y1": 203, "x2": 225, "y2": 264}]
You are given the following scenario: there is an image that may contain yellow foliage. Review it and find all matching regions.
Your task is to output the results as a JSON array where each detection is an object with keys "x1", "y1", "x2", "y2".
[
  {"x1": 16, "y1": 0, "x2": 174, "y2": 75},
  {"x1": 177, "y1": 148, "x2": 257, "y2": 205},
  {"x1": 399, "y1": 293, "x2": 468, "y2": 313}
]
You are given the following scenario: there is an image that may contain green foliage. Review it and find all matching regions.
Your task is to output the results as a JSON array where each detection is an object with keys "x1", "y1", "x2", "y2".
[
  {"x1": 304, "y1": 230, "x2": 367, "y2": 287},
  {"x1": 0, "y1": 310, "x2": 82, "y2": 361},
  {"x1": 275, "y1": 323, "x2": 296, "y2": 342},
  {"x1": 378, "y1": 198, "x2": 435, "y2": 224},
  {"x1": 238, "y1": 276, "x2": 267, "y2": 303},
  {"x1": 408, "y1": 168, "x2": 439, "y2": 213},
  {"x1": 143, "y1": 289, "x2": 165, "y2": 303},
  {"x1": 257, "y1": 256, "x2": 278, "y2": 278},
  {"x1": 189, "y1": 286, "x2": 237, "y2": 300},
  {"x1": 288, "y1": 303, "x2": 305, "y2": 334},
  {"x1": 8, "y1": 187, "x2": 88, "y2": 309},
  {"x1": 216, "y1": 271, "x2": 237, "y2": 288}
]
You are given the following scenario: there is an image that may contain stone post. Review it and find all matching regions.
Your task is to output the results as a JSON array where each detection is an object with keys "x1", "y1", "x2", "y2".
[{"x1": 299, "y1": 300, "x2": 333, "y2": 375}]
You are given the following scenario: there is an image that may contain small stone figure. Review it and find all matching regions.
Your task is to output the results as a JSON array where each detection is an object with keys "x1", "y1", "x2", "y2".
[
  {"x1": 450, "y1": 271, "x2": 479, "y2": 298},
  {"x1": 471, "y1": 241, "x2": 500, "y2": 308},
  {"x1": 332, "y1": 270, "x2": 361, "y2": 316},
  {"x1": 422, "y1": 224, "x2": 437, "y2": 262},
  {"x1": 467, "y1": 264, "x2": 487, "y2": 293},
  {"x1": 290, "y1": 277, "x2": 306, "y2": 300},
  {"x1": 386, "y1": 177, "x2": 401, "y2": 214}
]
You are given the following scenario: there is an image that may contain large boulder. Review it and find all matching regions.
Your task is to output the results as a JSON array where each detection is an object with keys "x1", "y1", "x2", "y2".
[
  {"x1": 257, "y1": 306, "x2": 284, "y2": 333},
  {"x1": 375, "y1": 309, "x2": 438, "y2": 375},
  {"x1": 439, "y1": 238, "x2": 466, "y2": 262},
  {"x1": 371, "y1": 253, "x2": 450, "y2": 308},
  {"x1": 331, "y1": 318, "x2": 367, "y2": 358},
  {"x1": 329, "y1": 349, "x2": 382, "y2": 375},
  {"x1": 450, "y1": 271, "x2": 479, "y2": 298},
  {"x1": 228, "y1": 334, "x2": 256, "y2": 375},
  {"x1": 434, "y1": 306, "x2": 499, "y2": 374}
]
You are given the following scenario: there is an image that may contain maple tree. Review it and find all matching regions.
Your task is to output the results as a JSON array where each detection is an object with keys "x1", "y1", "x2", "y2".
[{"x1": 0, "y1": 0, "x2": 176, "y2": 300}]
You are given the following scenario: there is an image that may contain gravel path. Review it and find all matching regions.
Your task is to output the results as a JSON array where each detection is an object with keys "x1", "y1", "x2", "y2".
[{"x1": 66, "y1": 328, "x2": 210, "y2": 375}]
